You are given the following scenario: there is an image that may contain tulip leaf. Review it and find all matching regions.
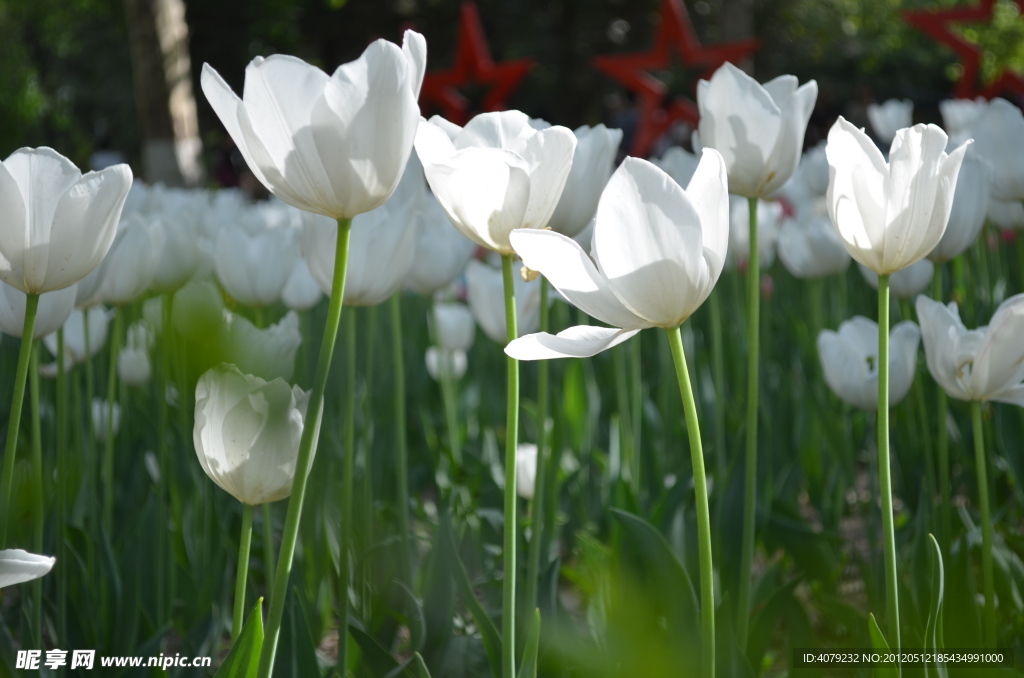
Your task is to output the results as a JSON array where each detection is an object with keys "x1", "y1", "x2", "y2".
[
  {"x1": 924, "y1": 534, "x2": 948, "y2": 678},
  {"x1": 274, "y1": 587, "x2": 320, "y2": 677},
  {"x1": 517, "y1": 608, "x2": 541, "y2": 678},
  {"x1": 352, "y1": 625, "x2": 402, "y2": 676},
  {"x1": 214, "y1": 598, "x2": 263, "y2": 678},
  {"x1": 395, "y1": 581, "x2": 426, "y2": 654},
  {"x1": 442, "y1": 512, "x2": 503, "y2": 678},
  {"x1": 715, "y1": 596, "x2": 756, "y2": 678},
  {"x1": 867, "y1": 613, "x2": 899, "y2": 678},
  {"x1": 413, "y1": 653, "x2": 432, "y2": 678}
]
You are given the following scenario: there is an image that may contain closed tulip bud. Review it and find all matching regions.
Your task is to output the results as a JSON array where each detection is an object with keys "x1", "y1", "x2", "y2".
[
  {"x1": 193, "y1": 364, "x2": 310, "y2": 505},
  {"x1": 916, "y1": 294, "x2": 1024, "y2": 406},
  {"x1": 547, "y1": 124, "x2": 623, "y2": 238},
  {"x1": 939, "y1": 97, "x2": 987, "y2": 141},
  {"x1": 97, "y1": 214, "x2": 163, "y2": 305},
  {"x1": 415, "y1": 110, "x2": 577, "y2": 254},
  {"x1": 281, "y1": 255, "x2": 322, "y2": 311},
  {"x1": 403, "y1": 187, "x2": 475, "y2": 296},
  {"x1": 225, "y1": 310, "x2": 302, "y2": 382},
  {"x1": 0, "y1": 147, "x2": 132, "y2": 294},
  {"x1": 91, "y1": 398, "x2": 121, "y2": 442},
  {"x1": 425, "y1": 347, "x2": 467, "y2": 382},
  {"x1": 817, "y1": 317, "x2": 920, "y2": 410},
  {"x1": 858, "y1": 260, "x2": 934, "y2": 299},
  {"x1": 867, "y1": 99, "x2": 913, "y2": 145},
  {"x1": 697, "y1": 62, "x2": 817, "y2": 198},
  {"x1": 928, "y1": 149, "x2": 993, "y2": 263},
  {"x1": 965, "y1": 97, "x2": 1024, "y2": 201},
  {"x1": 515, "y1": 443, "x2": 538, "y2": 500},
  {"x1": 42, "y1": 306, "x2": 111, "y2": 364},
  {"x1": 302, "y1": 159, "x2": 421, "y2": 306},
  {"x1": 825, "y1": 117, "x2": 967, "y2": 275},
  {"x1": 466, "y1": 259, "x2": 542, "y2": 344},
  {"x1": 151, "y1": 212, "x2": 201, "y2": 293},
  {"x1": 117, "y1": 321, "x2": 154, "y2": 386},
  {"x1": 0, "y1": 549, "x2": 55, "y2": 589},
  {"x1": 201, "y1": 31, "x2": 426, "y2": 219},
  {"x1": 506, "y1": 151, "x2": 730, "y2": 360},
  {"x1": 216, "y1": 223, "x2": 298, "y2": 308},
  {"x1": 727, "y1": 195, "x2": 783, "y2": 270},
  {"x1": 0, "y1": 283, "x2": 76, "y2": 339},
  {"x1": 432, "y1": 302, "x2": 475, "y2": 352},
  {"x1": 777, "y1": 212, "x2": 851, "y2": 280}
]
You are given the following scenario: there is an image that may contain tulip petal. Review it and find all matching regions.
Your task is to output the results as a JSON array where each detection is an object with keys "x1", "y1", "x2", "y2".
[
  {"x1": 415, "y1": 118, "x2": 458, "y2": 167},
  {"x1": 518, "y1": 126, "x2": 577, "y2": 231},
  {"x1": 888, "y1": 320, "x2": 921, "y2": 406},
  {"x1": 505, "y1": 326, "x2": 640, "y2": 360},
  {"x1": 593, "y1": 157, "x2": 706, "y2": 327},
  {"x1": 456, "y1": 110, "x2": 535, "y2": 151},
  {"x1": 826, "y1": 117, "x2": 888, "y2": 271},
  {"x1": 762, "y1": 78, "x2": 818, "y2": 196},
  {"x1": 685, "y1": 149, "x2": 730, "y2": 277},
  {"x1": 428, "y1": 115, "x2": 463, "y2": 141},
  {"x1": 402, "y1": 30, "x2": 427, "y2": 96},
  {"x1": 818, "y1": 326, "x2": 875, "y2": 410},
  {"x1": 509, "y1": 229, "x2": 650, "y2": 329},
  {"x1": 0, "y1": 549, "x2": 55, "y2": 589},
  {"x1": 971, "y1": 294, "x2": 1024, "y2": 399},
  {"x1": 0, "y1": 162, "x2": 28, "y2": 291}
]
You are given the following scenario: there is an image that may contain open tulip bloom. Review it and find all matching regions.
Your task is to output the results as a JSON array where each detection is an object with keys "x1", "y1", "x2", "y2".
[
  {"x1": 916, "y1": 293, "x2": 1024, "y2": 644},
  {"x1": 508, "y1": 150, "x2": 728, "y2": 675},
  {"x1": 824, "y1": 115, "x2": 966, "y2": 652}
]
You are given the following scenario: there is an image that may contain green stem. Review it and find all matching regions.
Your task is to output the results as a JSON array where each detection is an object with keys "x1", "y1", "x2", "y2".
[
  {"x1": 391, "y1": 293, "x2": 412, "y2": 587},
  {"x1": 971, "y1": 401, "x2": 996, "y2": 646},
  {"x1": 257, "y1": 217, "x2": 352, "y2": 678},
  {"x1": 525, "y1": 278, "x2": 550, "y2": 619},
  {"x1": 57, "y1": 328, "x2": 68, "y2": 647},
  {"x1": 666, "y1": 325, "x2": 715, "y2": 677},
  {"x1": 233, "y1": 504, "x2": 255, "y2": 641},
  {"x1": 630, "y1": 333, "x2": 643, "y2": 489},
  {"x1": 0, "y1": 292, "x2": 39, "y2": 547},
  {"x1": 338, "y1": 307, "x2": 357, "y2": 675},
  {"x1": 103, "y1": 309, "x2": 123, "y2": 534},
  {"x1": 262, "y1": 504, "x2": 275, "y2": 593},
  {"x1": 500, "y1": 253, "x2": 520, "y2": 678},
  {"x1": 877, "y1": 274, "x2": 901, "y2": 651},
  {"x1": 932, "y1": 271, "x2": 951, "y2": 551},
  {"x1": 709, "y1": 290, "x2": 726, "y2": 482},
  {"x1": 613, "y1": 337, "x2": 635, "y2": 493},
  {"x1": 737, "y1": 196, "x2": 760, "y2": 649},
  {"x1": 1017, "y1": 236, "x2": 1024, "y2": 294},
  {"x1": 157, "y1": 302, "x2": 170, "y2": 625},
  {"x1": 29, "y1": 342, "x2": 43, "y2": 649}
]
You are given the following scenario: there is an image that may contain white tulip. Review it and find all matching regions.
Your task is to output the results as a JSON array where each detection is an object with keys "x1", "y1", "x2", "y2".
[
  {"x1": 506, "y1": 151, "x2": 729, "y2": 360},
  {"x1": 425, "y1": 347, "x2": 468, "y2": 382},
  {"x1": 117, "y1": 321, "x2": 154, "y2": 386},
  {"x1": 927, "y1": 149, "x2": 992, "y2": 263},
  {"x1": 216, "y1": 223, "x2": 298, "y2": 307},
  {"x1": 414, "y1": 110, "x2": 577, "y2": 254},
  {"x1": 91, "y1": 398, "x2": 121, "y2": 442},
  {"x1": 916, "y1": 294, "x2": 1024, "y2": 406},
  {"x1": 0, "y1": 147, "x2": 132, "y2": 294},
  {"x1": 0, "y1": 549, "x2": 55, "y2": 589},
  {"x1": 42, "y1": 306, "x2": 111, "y2": 364},
  {"x1": 151, "y1": 211, "x2": 201, "y2": 293},
  {"x1": 466, "y1": 259, "x2": 542, "y2": 344},
  {"x1": 403, "y1": 189, "x2": 476, "y2": 296},
  {"x1": 224, "y1": 310, "x2": 302, "y2": 383},
  {"x1": 825, "y1": 117, "x2": 967, "y2": 275},
  {"x1": 96, "y1": 214, "x2": 163, "y2": 305},
  {"x1": 859, "y1": 260, "x2": 934, "y2": 299},
  {"x1": 433, "y1": 302, "x2": 476, "y2": 352},
  {"x1": 194, "y1": 364, "x2": 310, "y2": 505},
  {"x1": 987, "y1": 198, "x2": 1024, "y2": 231},
  {"x1": 281, "y1": 255, "x2": 322, "y2": 311},
  {"x1": 651, "y1": 146, "x2": 700, "y2": 190},
  {"x1": 939, "y1": 97, "x2": 987, "y2": 140},
  {"x1": 867, "y1": 99, "x2": 913, "y2": 145},
  {"x1": 697, "y1": 62, "x2": 817, "y2": 198},
  {"x1": 817, "y1": 317, "x2": 920, "y2": 410},
  {"x1": 727, "y1": 195, "x2": 783, "y2": 270},
  {"x1": 777, "y1": 211, "x2": 851, "y2": 280},
  {"x1": 515, "y1": 443, "x2": 538, "y2": 500},
  {"x1": 965, "y1": 98, "x2": 1024, "y2": 201},
  {"x1": 547, "y1": 124, "x2": 623, "y2": 237},
  {"x1": 201, "y1": 31, "x2": 426, "y2": 219},
  {"x1": 0, "y1": 284, "x2": 76, "y2": 339}
]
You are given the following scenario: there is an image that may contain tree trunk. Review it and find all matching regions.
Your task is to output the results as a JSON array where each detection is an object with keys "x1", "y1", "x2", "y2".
[{"x1": 124, "y1": 0, "x2": 203, "y2": 186}]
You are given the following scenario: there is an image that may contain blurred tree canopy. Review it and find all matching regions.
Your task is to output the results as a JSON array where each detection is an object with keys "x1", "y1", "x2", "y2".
[{"x1": 0, "y1": 0, "x2": 1020, "y2": 178}]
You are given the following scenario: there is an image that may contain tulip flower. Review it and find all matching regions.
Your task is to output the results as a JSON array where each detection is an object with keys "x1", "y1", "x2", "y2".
[
  {"x1": 940, "y1": 97, "x2": 987, "y2": 145},
  {"x1": 508, "y1": 150, "x2": 727, "y2": 675},
  {"x1": 151, "y1": 212, "x2": 201, "y2": 293},
  {"x1": 777, "y1": 212, "x2": 851, "y2": 280},
  {"x1": 817, "y1": 317, "x2": 920, "y2": 411},
  {"x1": 403, "y1": 190, "x2": 475, "y2": 297},
  {"x1": 96, "y1": 215, "x2": 164, "y2": 306},
  {"x1": 916, "y1": 293, "x2": 1024, "y2": 645},
  {"x1": 425, "y1": 347, "x2": 467, "y2": 382},
  {"x1": 867, "y1": 99, "x2": 913, "y2": 145},
  {"x1": 515, "y1": 443, "x2": 538, "y2": 500},
  {"x1": 280, "y1": 256, "x2": 322, "y2": 312},
  {"x1": 697, "y1": 62, "x2": 817, "y2": 198},
  {"x1": 859, "y1": 260, "x2": 934, "y2": 299},
  {"x1": 966, "y1": 97, "x2": 1024, "y2": 201},
  {"x1": 117, "y1": 321, "x2": 154, "y2": 386},
  {"x1": 224, "y1": 311, "x2": 303, "y2": 383},
  {"x1": 414, "y1": 110, "x2": 577, "y2": 254},
  {"x1": 826, "y1": 117, "x2": 968, "y2": 275},
  {"x1": 42, "y1": 307, "x2": 111, "y2": 365},
  {"x1": 433, "y1": 302, "x2": 476, "y2": 352},
  {"x1": 988, "y1": 198, "x2": 1024, "y2": 230},
  {"x1": 194, "y1": 363, "x2": 309, "y2": 505},
  {"x1": 466, "y1": 259, "x2": 542, "y2": 344},
  {"x1": 0, "y1": 549, "x2": 55, "y2": 588},
  {"x1": 0, "y1": 284, "x2": 76, "y2": 340},
  {"x1": 216, "y1": 223, "x2": 298, "y2": 308},
  {"x1": 201, "y1": 31, "x2": 426, "y2": 219},
  {"x1": 91, "y1": 399, "x2": 121, "y2": 443},
  {"x1": 302, "y1": 160, "x2": 420, "y2": 307},
  {"x1": 651, "y1": 146, "x2": 699, "y2": 190},
  {"x1": 927, "y1": 149, "x2": 992, "y2": 264},
  {"x1": 0, "y1": 147, "x2": 132, "y2": 296},
  {"x1": 546, "y1": 124, "x2": 623, "y2": 238}
]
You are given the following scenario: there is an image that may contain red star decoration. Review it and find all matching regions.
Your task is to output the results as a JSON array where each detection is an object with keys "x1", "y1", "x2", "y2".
[
  {"x1": 419, "y1": 2, "x2": 535, "y2": 125},
  {"x1": 592, "y1": 0, "x2": 759, "y2": 158},
  {"x1": 903, "y1": 0, "x2": 1024, "y2": 99}
]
